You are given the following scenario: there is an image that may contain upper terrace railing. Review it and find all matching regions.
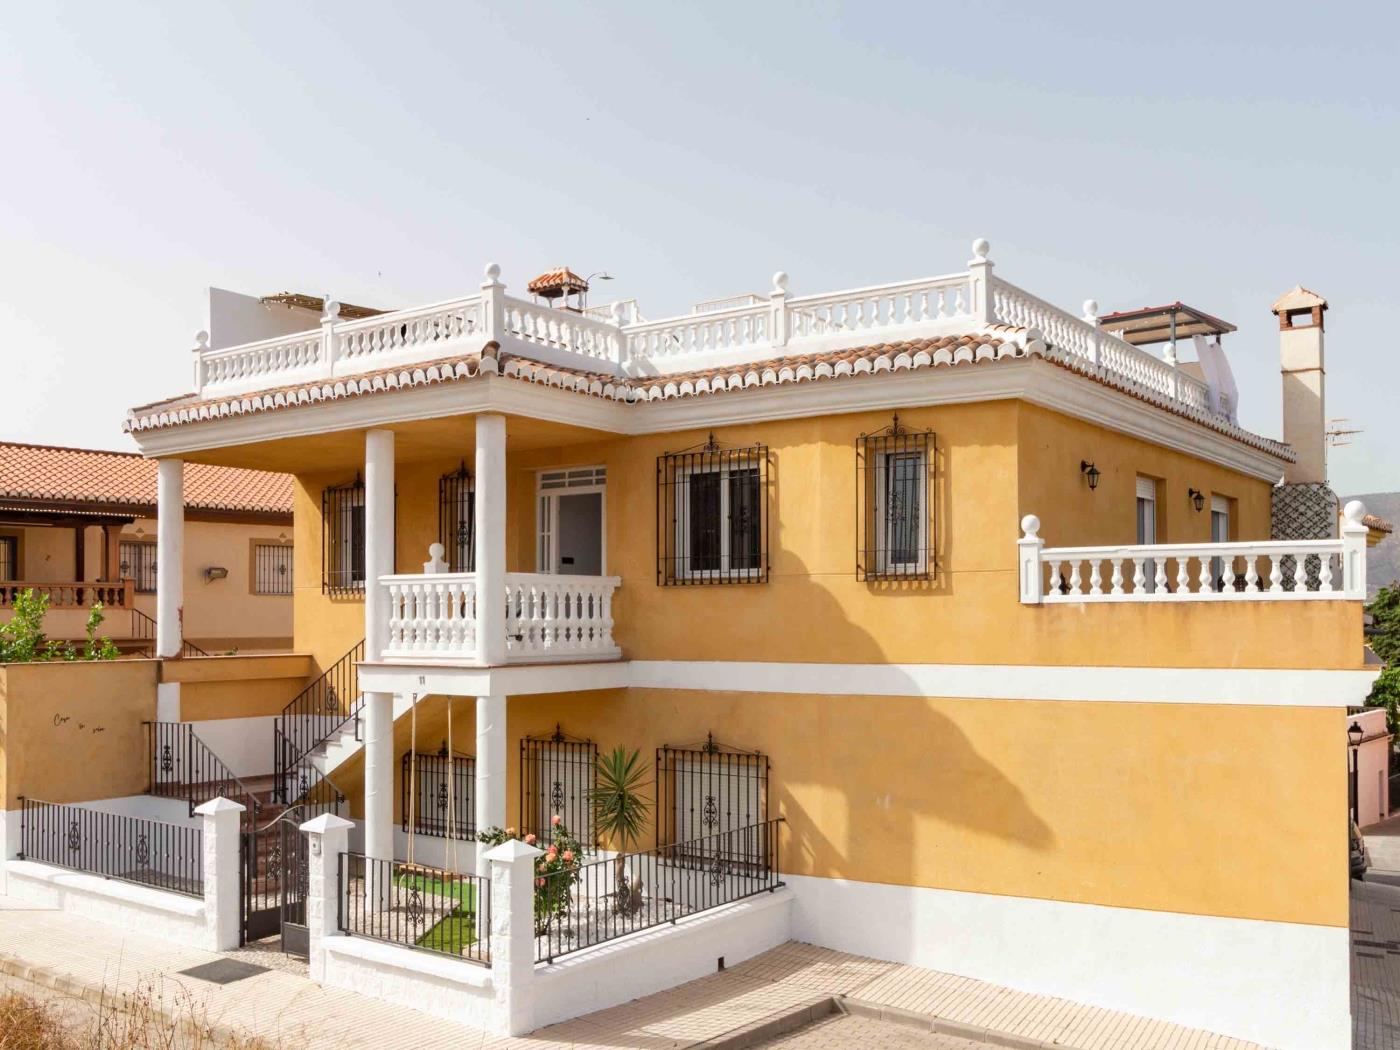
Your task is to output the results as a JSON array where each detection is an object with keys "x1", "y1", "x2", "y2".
[
  {"x1": 0, "y1": 580, "x2": 134, "y2": 610},
  {"x1": 380, "y1": 566, "x2": 620, "y2": 664},
  {"x1": 1018, "y1": 502, "x2": 1370, "y2": 604},
  {"x1": 184, "y1": 242, "x2": 1232, "y2": 425}
]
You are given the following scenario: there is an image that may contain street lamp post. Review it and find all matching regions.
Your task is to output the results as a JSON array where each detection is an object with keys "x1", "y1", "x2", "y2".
[{"x1": 1349, "y1": 720, "x2": 1364, "y2": 825}]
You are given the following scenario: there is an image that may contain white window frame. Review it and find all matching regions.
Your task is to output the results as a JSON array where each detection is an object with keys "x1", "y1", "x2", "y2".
[
  {"x1": 1135, "y1": 476, "x2": 1159, "y2": 593},
  {"x1": 536, "y1": 466, "x2": 607, "y2": 576},
  {"x1": 873, "y1": 447, "x2": 929, "y2": 576},
  {"x1": 673, "y1": 457, "x2": 763, "y2": 582}
]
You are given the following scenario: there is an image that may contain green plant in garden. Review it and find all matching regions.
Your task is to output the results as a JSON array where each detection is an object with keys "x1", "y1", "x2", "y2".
[
  {"x1": 0, "y1": 589, "x2": 118, "y2": 663},
  {"x1": 1371, "y1": 582, "x2": 1400, "y2": 666},
  {"x1": 590, "y1": 746, "x2": 652, "y2": 915},
  {"x1": 477, "y1": 819, "x2": 585, "y2": 937}
]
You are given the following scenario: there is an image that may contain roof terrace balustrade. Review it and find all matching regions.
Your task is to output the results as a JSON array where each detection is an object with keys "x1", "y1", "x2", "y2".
[{"x1": 182, "y1": 243, "x2": 1232, "y2": 427}]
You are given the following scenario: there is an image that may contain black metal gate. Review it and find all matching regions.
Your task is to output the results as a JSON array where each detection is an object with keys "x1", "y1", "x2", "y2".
[
  {"x1": 657, "y1": 733, "x2": 769, "y2": 848},
  {"x1": 521, "y1": 726, "x2": 597, "y2": 848}
]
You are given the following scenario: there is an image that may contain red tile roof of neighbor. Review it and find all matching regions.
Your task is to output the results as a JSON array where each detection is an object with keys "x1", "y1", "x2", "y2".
[{"x1": 0, "y1": 442, "x2": 292, "y2": 515}]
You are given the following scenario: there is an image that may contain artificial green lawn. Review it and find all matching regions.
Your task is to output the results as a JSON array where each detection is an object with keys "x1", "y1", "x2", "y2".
[{"x1": 393, "y1": 871, "x2": 479, "y2": 954}]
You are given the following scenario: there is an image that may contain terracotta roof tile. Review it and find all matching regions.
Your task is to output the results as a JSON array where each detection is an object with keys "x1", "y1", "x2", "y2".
[{"x1": 0, "y1": 442, "x2": 292, "y2": 515}]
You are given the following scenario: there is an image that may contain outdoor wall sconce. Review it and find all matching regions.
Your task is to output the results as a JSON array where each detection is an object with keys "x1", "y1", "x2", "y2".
[
  {"x1": 1188, "y1": 488, "x2": 1206, "y2": 512},
  {"x1": 204, "y1": 566, "x2": 229, "y2": 582},
  {"x1": 1080, "y1": 460, "x2": 1100, "y2": 491}
]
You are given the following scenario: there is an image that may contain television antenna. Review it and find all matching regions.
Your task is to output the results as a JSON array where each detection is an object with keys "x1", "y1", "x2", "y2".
[{"x1": 1326, "y1": 418, "x2": 1362, "y2": 448}]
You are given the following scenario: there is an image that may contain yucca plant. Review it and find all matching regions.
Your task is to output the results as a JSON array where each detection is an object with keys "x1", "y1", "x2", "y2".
[{"x1": 590, "y1": 746, "x2": 651, "y2": 914}]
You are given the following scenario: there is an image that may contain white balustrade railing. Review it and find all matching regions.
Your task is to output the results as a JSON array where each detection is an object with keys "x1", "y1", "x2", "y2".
[
  {"x1": 1018, "y1": 503, "x2": 1370, "y2": 604},
  {"x1": 197, "y1": 330, "x2": 325, "y2": 393},
  {"x1": 336, "y1": 296, "x2": 482, "y2": 367},
  {"x1": 502, "y1": 296, "x2": 622, "y2": 364},
  {"x1": 787, "y1": 273, "x2": 971, "y2": 339},
  {"x1": 625, "y1": 300, "x2": 771, "y2": 362},
  {"x1": 505, "y1": 573, "x2": 620, "y2": 662},
  {"x1": 378, "y1": 561, "x2": 620, "y2": 663}
]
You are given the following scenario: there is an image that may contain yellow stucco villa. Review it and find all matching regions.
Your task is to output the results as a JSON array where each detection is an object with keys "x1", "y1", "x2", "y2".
[{"x1": 1, "y1": 246, "x2": 1378, "y2": 1048}]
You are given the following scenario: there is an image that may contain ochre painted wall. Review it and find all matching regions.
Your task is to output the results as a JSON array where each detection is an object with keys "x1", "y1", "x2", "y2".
[
  {"x1": 164, "y1": 654, "x2": 314, "y2": 720},
  {"x1": 0, "y1": 660, "x2": 158, "y2": 808},
  {"x1": 290, "y1": 401, "x2": 1348, "y2": 675},
  {"x1": 334, "y1": 687, "x2": 1347, "y2": 929}
]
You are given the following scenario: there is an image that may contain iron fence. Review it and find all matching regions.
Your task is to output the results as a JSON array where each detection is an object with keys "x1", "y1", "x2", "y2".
[
  {"x1": 338, "y1": 853, "x2": 490, "y2": 964},
  {"x1": 18, "y1": 797, "x2": 203, "y2": 898},
  {"x1": 402, "y1": 751, "x2": 475, "y2": 839},
  {"x1": 657, "y1": 736, "x2": 768, "y2": 848},
  {"x1": 536, "y1": 818, "x2": 784, "y2": 963},
  {"x1": 130, "y1": 609, "x2": 210, "y2": 658},
  {"x1": 146, "y1": 721, "x2": 260, "y2": 822}
]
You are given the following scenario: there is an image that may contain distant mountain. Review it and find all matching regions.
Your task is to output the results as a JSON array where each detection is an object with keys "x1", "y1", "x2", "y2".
[{"x1": 1346, "y1": 491, "x2": 1400, "y2": 598}]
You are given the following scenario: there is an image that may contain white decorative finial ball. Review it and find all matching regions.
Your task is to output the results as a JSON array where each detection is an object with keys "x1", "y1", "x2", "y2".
[
  {"x1": 772, "y1": 270, "x2": 789, "y2": 293},
  {"x1": 1083, "y1": 299, "x2": 1099, "y2": 317},
  {"x1": 484, "y1": 262, "x2": 501, "y2": 281},
  {"x1": 323, "y1": 300, "x2": 341, "y2": 320},
  {"x1": 1020, "y1": 514, "x2": 1041, "y2": 538},
  {"x1": 1343, "y1": 500, "x2": 1366, "y2": 524},
  {"x1": 971, "y1": 238, "x2": 990, "y2": 260},
  {"x1": 429, "y1": 542, "x2": 445, "y2": 558},
  {"x1": 194, "y1": 330, "x2": 209, "y2": 349}
]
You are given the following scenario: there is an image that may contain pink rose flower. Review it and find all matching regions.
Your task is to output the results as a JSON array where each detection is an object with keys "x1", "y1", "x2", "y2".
[
  {"x1": 551, "y1": 814, "x2": 562, "y2": 826},
  {"x1": 562, "y1": 849, "x2": 574, "y2": 862},
  {"x1": 524, "y1": 833, "x2": 537, "y2": 845},
  {"x1": 535, "y1": 877, "x2": 545, "y2": 888}
]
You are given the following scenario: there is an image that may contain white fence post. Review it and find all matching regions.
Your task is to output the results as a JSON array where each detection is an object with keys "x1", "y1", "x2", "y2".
[
  {"x1": 1019, "y1": 515, "x2": 1045, "y2": 605},
  {"x1": 1341, "y1": 500, "x2": 1369, "y2": 600},
  {"x1": 192, "y1": 331, "x2": 209, "y2": 396},
  {"x1": 1082, "y1": 300, "x2": 1101, "y2": 368},
  {"x1": 487, "y1": 838, "x2": 543, "y2": 1036},
  {"x1": 967, "y1": 238, "x2": 996, "y2": 323},
  {"x1": 194, "y1": 796, "x2": 245, "y2": 951},
  {"x1": 300, "y1": 813, "x2": 354, "y2": 983},
  {"x1": 321, "y1": 299, "x2": 341, "y2": 378},
  {"x1": 482, "y1": 263, "x2": 505, "y2": 343},
  {"x1": 770, "y1": 271, "x2": 790, "y2": 349}
]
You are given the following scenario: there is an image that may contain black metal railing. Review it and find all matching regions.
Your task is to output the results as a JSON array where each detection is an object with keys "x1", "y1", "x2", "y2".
[
  {"x1": 402, "y1": 752, "x2": 475, "y2": 840},
  {"x1": 338, "y1": 853, "x2": 490, "y2": 964},
  {"x1": 536, "y1": 818, "x2": 784, "y2": 963},
  {"x1": 275, "y1": 639, "x2": 364, "y2": 804},
  {"x1": 18, "y1": 797, "x2": 203, "y2": 898},
  {"x1": 130, "y1": 609, "x2": 210, "y2": 658},
  {"x1": 146, "y1": 721, "x2": 261, "y2": 822}
]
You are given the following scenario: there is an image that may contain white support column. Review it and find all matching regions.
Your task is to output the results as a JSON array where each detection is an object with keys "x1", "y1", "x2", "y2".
[
  {"x1": 1018, "y1": 514, "x2": 1045, "y2": 605},
  {"x1": 476, "y1": 694, "x2": 507, "y2": 870},
  {"x1": 475, "y1": 413, "x2": 507, "y2": 667},
  {"x1": 486, "y1": 838, "x2": 543, "y2": 1036},
  {"x1": 156, "y1": 458, "x2": 185, "y2": 658},
  {"x1": 1341, "y1": 500, "x2": 1369, "y2": 600},
  {"x1": 300, "y1": 812, "x2": 353, "y2": 983},
  {"x1": 364, "y1": 429, "x2": 395, "y2": 660},
  {"x1": 364, "y1": 691, "x2": 395, "y2": 867},
  {"x1": 194, "y1": 796, "x2": 245, "y2": 951},
  {"x1": 967, "y1": 238, "x2": 995, "y2": 324}
]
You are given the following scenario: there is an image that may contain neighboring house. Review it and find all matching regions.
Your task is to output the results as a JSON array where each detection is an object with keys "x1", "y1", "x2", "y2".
[
  {"x1": 3, "y1": 249, "x2": 1380, "y2": 1050},
  {"x1": 0, "y1": 442, "x2": 294, "y2": 652}
]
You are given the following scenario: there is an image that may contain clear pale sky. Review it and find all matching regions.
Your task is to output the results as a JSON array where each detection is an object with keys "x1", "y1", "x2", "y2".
[{"x1": 2, "y1": 2, "x2": 1395, "y2": 495}]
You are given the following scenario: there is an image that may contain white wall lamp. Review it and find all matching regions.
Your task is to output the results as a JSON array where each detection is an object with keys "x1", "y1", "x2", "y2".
[{"x1": 204, "y1": 566, "x2": 228, "y2": 582}]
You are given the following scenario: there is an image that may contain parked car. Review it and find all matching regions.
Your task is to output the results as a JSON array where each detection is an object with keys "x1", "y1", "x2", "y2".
[{"x1": 1351, "y1": 820, "x2": 1371, "y2": 879}]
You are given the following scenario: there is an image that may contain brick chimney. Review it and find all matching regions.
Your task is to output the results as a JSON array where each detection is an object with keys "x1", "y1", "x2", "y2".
[{"x1": 1272, "y1": 285, "x2": 1328, "y2": 484}]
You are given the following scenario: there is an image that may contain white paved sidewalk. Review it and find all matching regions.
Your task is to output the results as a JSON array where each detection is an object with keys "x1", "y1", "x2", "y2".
[{"x1": 0, "y1": 893, "x2": 1272, "y2": 1049}]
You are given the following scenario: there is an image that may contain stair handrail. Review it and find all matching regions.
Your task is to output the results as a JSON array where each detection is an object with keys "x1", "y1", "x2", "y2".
[
  {"x1": 274, "y1": 639, "x2": 365, "y2": 803},
  {"x1": 131, "y1": 609, "x2": 211, "y2": 658},
  {"x1": 144, "y1": 720, "x2": 262, "y2": 824}
]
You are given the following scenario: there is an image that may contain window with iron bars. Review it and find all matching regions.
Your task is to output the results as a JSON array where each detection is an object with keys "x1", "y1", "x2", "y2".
[
  {"x1": 0, "y1": 536, "x2": 16, "y2": 581},
  {"x1": 520, "y1": 726, "x2": 597, "y2": 848},
  {"x1": 656, "y1": 733, "x2": 769, "y2": 850},
  {"x1": 119, "y1": 540, "x2": 158, "y2": 593},
  {"x1": 322, "y1": 476, "x2": 366, "y2": 593},
  {"x1": 438, "y1": 462, "x2": 474, "y2": 573},
  {"x1": 252, "y1": 543, "x2": 292, "y2": 595},
  {"x1": 657, "y1": 437, "x2": 768, "y2": 585},
  {"x1": 401, "y1": 750, "x2": 475, "y2": 840},
  {"x1": 856, "y1": 420, "x2": 934, "y2": 581}
]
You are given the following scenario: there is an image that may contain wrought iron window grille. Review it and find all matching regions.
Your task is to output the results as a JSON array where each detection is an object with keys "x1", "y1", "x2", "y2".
[
  {"x1": 322, "y1": 475, "x2": 366, "y2": 594},
  {"x1": 119, "y1": 540, "x2": 158, "y2": 593},
  {"x1": 253, "y1": 543, "x2": 293, "y2": 595},
  {"x1": 657, "y1": 434, "x2": 769, "y2": 586},
  {"x1": 401, "y1": 749, "x2": 476, "y2": 840},
  {"x1": 438, "y1": 461, "x2": 475, "y2": 573},
  {"x1": 657, "y1": 732, "x2": 770, "y2": 855},
  {"x1": 521, "y1": 725, "x2": 598, "y2": 849},
  {"x1": 856, "y1": 417, "x2": 935, "y2": 581}
]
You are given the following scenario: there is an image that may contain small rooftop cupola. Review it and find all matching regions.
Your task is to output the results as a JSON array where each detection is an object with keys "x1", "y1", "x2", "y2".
[
  {"x1": 1273, "y1": 285, "x2": 1328, "y2": 484},
  {"x1": 527, "y1": 267, "x2": 591, "y2": 313}
]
